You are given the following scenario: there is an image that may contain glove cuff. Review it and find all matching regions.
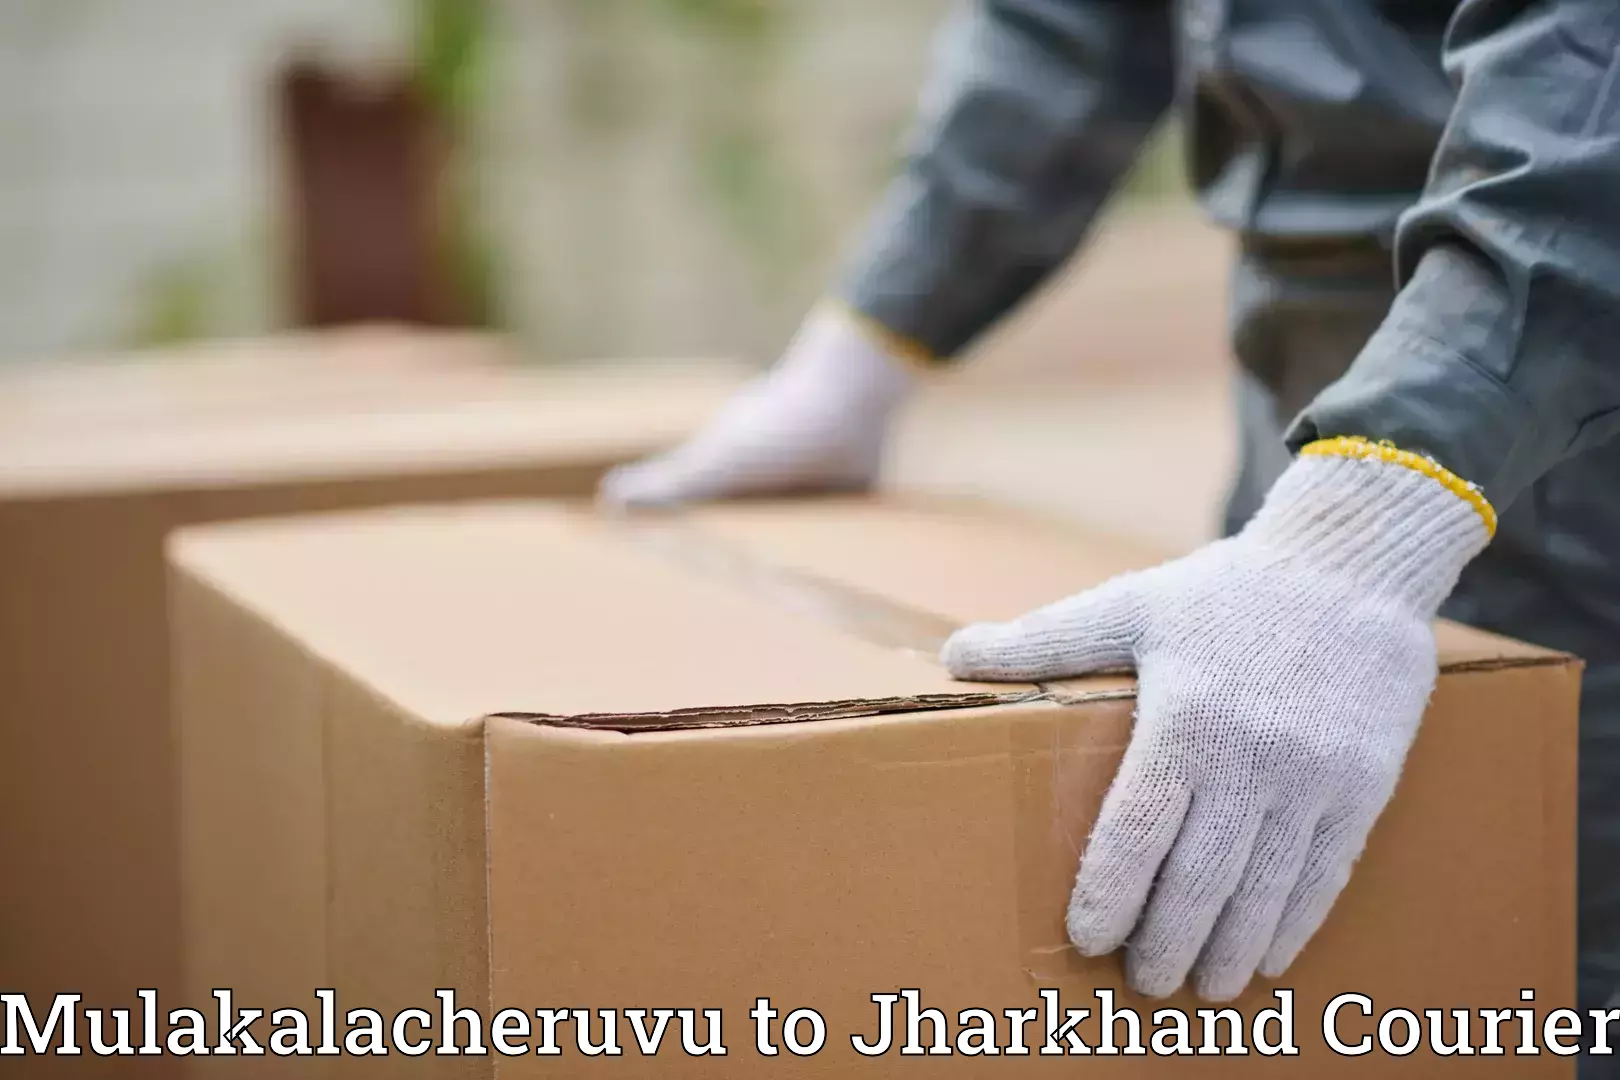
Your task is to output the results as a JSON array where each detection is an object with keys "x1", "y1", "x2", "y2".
[
  {"x1": 1245, "y1": 438, "x2": 1494, "y2": 616},
  {"x1": 767, "y1": 303, "x2": 922, "y2": 413},
  {"x1": 1298, "y1": 436, "x2": 1497, "y2": 538},
  {"x1": 816, "y1": 298, "x2": 941, "y2": 374}
]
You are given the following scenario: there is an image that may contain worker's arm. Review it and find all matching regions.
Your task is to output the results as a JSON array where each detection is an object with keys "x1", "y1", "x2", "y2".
[
  {"x1": 601, "y1": 0, "x2": 1175, "y2": 509},
  {"x1": 1289, "y1": 0, "x2": 1620, "y2": 506},
  {"x1": 947, "y1": 0, "x2": 1618, "y2": 1004},
  {"x1": 837, "y1": 0, "x2": 1177, "y2": 362}
]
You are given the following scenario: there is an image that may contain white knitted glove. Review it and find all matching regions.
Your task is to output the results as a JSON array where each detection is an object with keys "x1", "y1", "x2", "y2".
[
  {"x1": 942, "y1": 444, "x2": 1495, "y2": 1001},
  {"x1": 597, "y1": 305, "x2": 918, "y2": 509}
]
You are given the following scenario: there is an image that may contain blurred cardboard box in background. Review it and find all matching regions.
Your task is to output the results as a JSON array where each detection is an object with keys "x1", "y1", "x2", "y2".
[
  {"x1": 0, "y1": 329, "x2": 745, "y2": 1078},
  {"x1": 172, "y1": 495, "x2": 1576, "y2": 1077},
  {"x1": 0, "y1": 327, "x2": 509, "y2": 431}
]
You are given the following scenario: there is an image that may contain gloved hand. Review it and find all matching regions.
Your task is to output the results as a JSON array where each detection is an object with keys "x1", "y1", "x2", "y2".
[
  {"x1": 942, "y1": 441, "x2": 1495, "y2": 1001},
  {"x1": 597, "y1": 303, "x2": 920, "y2": 509}
]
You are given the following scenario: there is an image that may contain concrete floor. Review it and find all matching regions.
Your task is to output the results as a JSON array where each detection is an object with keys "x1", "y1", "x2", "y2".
[
  {"x1": 893, "y1": 379, "x2": 1234, "y2": 558},
  {"x1": 889, "y1": 207, "x2": 1238, "y2": 557}
]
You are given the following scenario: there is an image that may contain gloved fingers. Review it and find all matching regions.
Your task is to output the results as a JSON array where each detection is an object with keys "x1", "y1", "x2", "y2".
[
  {"x1": 940, "y1": 575, "x2": 1145, "y2": 682},
  {"x1": 1189, "y1": 805, "x2": 1321, "y2": 1001},
  {"x1": 1123, "y1": 795, "x2": 1267, "y2": 998},
  {"x1": 597, "y1": 458, "x2": 685, "y2": 510},
  {"x1": 1066, "y1": 748, "x2": 1192, "y2": 957},
  {"x1": 1257, "y1": 803, "x2": 1381, "y2": 979}
]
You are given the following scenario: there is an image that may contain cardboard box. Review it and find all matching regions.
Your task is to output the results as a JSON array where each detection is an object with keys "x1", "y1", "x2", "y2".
[
  {"x1": 0, "y1": 326, "x2": 510, "y2": 431},
  {"x1": 168, "y1": 497, "x2": 1578, "y2": 1077},
  {"x1": 0, "y1": 334, "x2": 744, "y2": 1076}
]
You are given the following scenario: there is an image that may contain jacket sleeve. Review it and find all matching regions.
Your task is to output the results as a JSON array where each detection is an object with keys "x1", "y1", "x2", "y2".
[
  {"x1": 1288, "y1": 0, "x2": 1620, "y2": 508},
  {"x1": 833, "y1": 0, "x2": 1175, "y2": 362}
]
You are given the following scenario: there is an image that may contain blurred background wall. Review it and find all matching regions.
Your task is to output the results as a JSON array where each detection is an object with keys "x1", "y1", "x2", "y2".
[
  {"x1": 0, "y1": 0, "x2": 401, "y2": 361},
  {"x1": 0, "y1": 0, "x2": 1191, "y2": 369}
]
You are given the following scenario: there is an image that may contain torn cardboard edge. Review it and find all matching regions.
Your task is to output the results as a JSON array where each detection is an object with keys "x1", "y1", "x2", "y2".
[
  {"x1": 488, "y1": 512, "x2": 1577, "y2": 734},
  {"x1": 490, "y1": 691, "x2": 1041, "y2": 732}
]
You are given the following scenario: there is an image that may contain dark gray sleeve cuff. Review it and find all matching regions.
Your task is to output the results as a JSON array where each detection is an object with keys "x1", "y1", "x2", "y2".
[
  {"x1": 832, "y1": 0, "x2": 1174, "y2": 361},
  {"x1": 1292, "y1": 1, "x2": 1620, "y2": 510},
  {"x1": 1285, "y1": 310, "x2": 1536, "y2": 507}
]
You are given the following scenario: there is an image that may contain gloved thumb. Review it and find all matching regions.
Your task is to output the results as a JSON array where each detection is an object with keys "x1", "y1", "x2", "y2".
[
  {"x1": 596, "y1": 458, "x2": 679, "y2": 511},
  {"x1": 940, "y1": 574, "x2": 1145, "y2": 683}
]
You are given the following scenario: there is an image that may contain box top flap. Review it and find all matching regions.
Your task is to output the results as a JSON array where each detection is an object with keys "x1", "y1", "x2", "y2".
[
  {"x1": 0, "y1": 329, "x2": 745, "y2": 498},
  {"x1": 169, "y1": 495, "x2": 1568, "y2": 733}
]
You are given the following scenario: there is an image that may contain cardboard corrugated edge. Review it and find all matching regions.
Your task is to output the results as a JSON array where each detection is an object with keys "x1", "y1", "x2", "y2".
[{"x1": 487, "y1": 514, "x2": 1576, "y2": 733}]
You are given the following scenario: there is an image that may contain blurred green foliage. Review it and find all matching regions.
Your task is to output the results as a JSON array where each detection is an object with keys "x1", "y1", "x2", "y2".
[
  {"x1": 555, "y1": 0, "x2": 810, "y2": 278},
  {"x1": 663, "y1": 1, "x2": 812, "y2": 277},
  {"x1": 559, "y1": 1, "x2": 643, "y2": 137},
  {"x1": 649, "y1": 0, "x2": 778, "y2": 41},
  {"x1": 128, "y1": 257, "x2": 215, "y2": 348},
  {"x1": 414, "y1": 0, "x2": 488, "y2": 123},
  {"x1": 553, "y1": 0, "x2": 1182, "y2": 288},
  {"x1": 701, "y1": 2, "x2": 812, "y2": 276},
  {"x1": 414, "y1": 0, "x2": 501, "y2": 328}
]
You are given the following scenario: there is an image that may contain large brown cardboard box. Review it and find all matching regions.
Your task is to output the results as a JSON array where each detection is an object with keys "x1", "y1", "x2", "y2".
[
  {"x1": 165, "y1": 497, "x2": 1578, "y2": 1076},
  {"x1": 0, "y1": 333, "x2": 744, "y2": 1076}
]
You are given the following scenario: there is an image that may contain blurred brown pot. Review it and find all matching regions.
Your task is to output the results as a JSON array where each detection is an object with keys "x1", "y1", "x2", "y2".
[{"x1": 277, "y1": 58, "x2": 459, "y2": 327}]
